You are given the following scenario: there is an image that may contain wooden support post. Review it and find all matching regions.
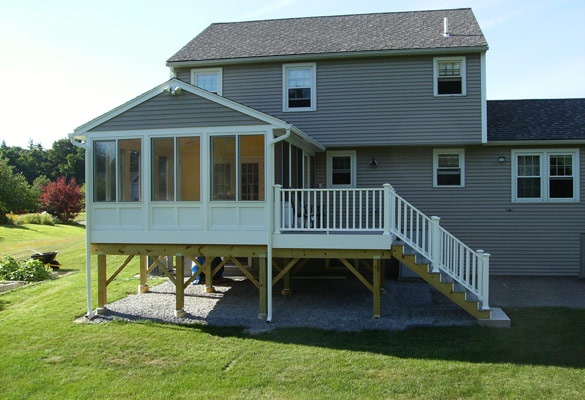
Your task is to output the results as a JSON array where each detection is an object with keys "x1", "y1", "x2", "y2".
[
  {"x1": 97, "y1": 253, "x2": 107, "y2": 314},
  {"x1": 380, "y1": 260, "x2": 386, "y2": 294},
  {"x1": 373, "y1": 258, "x2": 381, "y2": 318},
  {"x1": 204, "y1": 257, "x2": 215, "y2": 293},
  {"x1": 282, "y1": 258, "x2": 292, "y2": 296},
  {"x1": 175, "y1": 255, "x2": 185, "y2": 318},
  {"x1": 258, "y1": 256, "x2": 267, "y2": 319},
  {"x1": 139, "y1": 255, "x2": 149, "y2": 293}
]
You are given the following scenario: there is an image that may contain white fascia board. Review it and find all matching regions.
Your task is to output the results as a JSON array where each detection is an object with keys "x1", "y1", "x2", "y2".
[
  {"x1": 290, "y1": 125, "x2": 325, "y2": 152},
  {"x1": 72, "y1": 78, "x2": 295, "y2": 137},
  {"x1": 481, "y1": 52, "x2": 487, "y2": 143},
  {"x1": 485, "y1": 140, "x2": 585, "y2": 146},
  {"x1": 166, "y1": 46, "x2": 489, "y2": 68}
]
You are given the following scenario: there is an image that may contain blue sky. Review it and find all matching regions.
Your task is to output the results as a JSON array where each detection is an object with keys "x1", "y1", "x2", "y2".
[{"x1": 0, "y1": 0, "x2": 584, "y2": 148}]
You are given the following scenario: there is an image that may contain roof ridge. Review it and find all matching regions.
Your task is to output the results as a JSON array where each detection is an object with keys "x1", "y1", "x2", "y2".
[{"x1": 210, "y1": 8, "x2": 472, "y2": 26}]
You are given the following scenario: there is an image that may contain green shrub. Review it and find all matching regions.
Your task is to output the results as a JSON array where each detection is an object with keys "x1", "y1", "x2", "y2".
[
  {"x1": 0, "y1": 255, "x2": 51, "y2": 282},
  {"x1": 6, "y1": 212, "x2": 55, "y2": 226}
]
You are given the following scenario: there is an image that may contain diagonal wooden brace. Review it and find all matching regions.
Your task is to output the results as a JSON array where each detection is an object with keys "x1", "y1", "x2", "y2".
[
  {"x1": 147, "y1": 255, "x2": 165, "y2": 275},
  {"x1": 106, "y1": 255, "x2": 134, "y2": 286},
  {"x1": 339, "y1": 258, "x2": 373, "y2": 293},
  {"x1": 272, "y1": 258, "x2": 300, "y2": 286},
  {"x1": 229, "y1": 256, "x2": 260, "y2": 288},
  {"x1": 152, "y1": 256, "x2": 176, "y2": 286}
]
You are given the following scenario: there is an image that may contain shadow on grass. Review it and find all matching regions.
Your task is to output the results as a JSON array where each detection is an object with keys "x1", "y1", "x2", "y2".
[
  {"x1": 131, "y1": 307, "x2": 585, "y2": 369},
  {"x1": 0, "y1": 225, "x2": 31, "y2": 231}
]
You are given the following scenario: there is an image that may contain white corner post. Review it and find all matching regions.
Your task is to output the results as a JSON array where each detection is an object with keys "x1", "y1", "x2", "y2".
[
  {"x1": 477, "y1": 250, "x2": 491, "y2": 310},
  {"x1": 383, "y1": 183, "x2": 392, "y2": 235},
  {"x1": 274, "y1": 184, "x2": 282, "y2": 234},
  {"x1": 430, "y1": 216, "x2": 441, "y2": 273}
]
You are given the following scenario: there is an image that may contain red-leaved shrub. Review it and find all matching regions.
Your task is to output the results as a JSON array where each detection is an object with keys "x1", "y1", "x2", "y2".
[{"x1": 40, "y1": 177, "x2": 83, "y2": 222}]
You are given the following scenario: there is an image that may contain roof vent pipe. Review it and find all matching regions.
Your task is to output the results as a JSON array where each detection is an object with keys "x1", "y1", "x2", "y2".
[{"x1": 443, "y1": 17, "x2": 450, "y2": 37}]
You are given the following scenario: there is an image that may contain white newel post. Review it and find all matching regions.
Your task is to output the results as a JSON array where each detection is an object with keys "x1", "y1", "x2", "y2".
[
  {"x1": 383, "y1": 184, "x2": 392, "y2": 235},
  {"x1": 430, "y1": 216, "x2": 441, "y2": 272},
  {"x1": 477, "y1": 250, "x2": 491, "y2": 310},
  {"x1": 274, "y1": 185, "x2": 282, "y2": 234}
]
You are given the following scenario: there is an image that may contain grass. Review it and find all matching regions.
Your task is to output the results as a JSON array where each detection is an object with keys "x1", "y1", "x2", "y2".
[{"x1": 1, "y1": 224, "x2": 584, "y2": 399}]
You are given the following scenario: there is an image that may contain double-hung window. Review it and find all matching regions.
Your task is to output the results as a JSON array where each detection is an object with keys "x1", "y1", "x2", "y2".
[
  {"x1": 433, "y1": 149, "x2": 465, "y2": 187},
  {"x1": 191, "y1": 68, "x2": 222, "y2": 95},
  {"x1": 283, "y1": 63, "x2": 316, "y2": 111},
  {"x1": 326, "y1": 150, "x2": 356, "y2": 188},
  {"x1": 94, "y1": 139, "x2": 142, "y2": 202},
  {"x1": 512, "y1": 149, "x2": 580, "y2": 202},
  {"x1": 434, "y1": 57, "x2": 466, "y2": 96}
]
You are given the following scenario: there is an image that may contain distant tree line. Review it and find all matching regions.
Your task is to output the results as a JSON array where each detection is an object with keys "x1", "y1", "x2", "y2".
[{"x1": 0, "y1": 138, "x2": 85, "y2": 223}]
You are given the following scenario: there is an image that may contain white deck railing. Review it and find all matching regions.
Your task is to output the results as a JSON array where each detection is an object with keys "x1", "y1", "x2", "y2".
[{"x1": 274, "y1": 184, "x2": 490, "y2": 310}]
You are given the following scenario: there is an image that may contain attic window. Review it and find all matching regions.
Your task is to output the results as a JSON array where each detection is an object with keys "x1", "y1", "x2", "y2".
[
  {"x1": 434, "y1": 57, "x2": 466, "y2": 96},
  {"x1": 191, "y1": 68, "x2": 222, "y2": 95},
  {"x1": 283, "y1": 63, "x2": 316, "y2": 112}
]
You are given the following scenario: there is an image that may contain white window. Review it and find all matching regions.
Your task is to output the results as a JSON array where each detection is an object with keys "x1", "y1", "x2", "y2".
[
  {"x1": 191, "y1": 68, "x2": 222, "y2": 95},
  {"x1": 433, "y1": 149, "x2": 465, "y2": 187},
  {"x1": 326, "y1": 150, "x2": 356, "y2": 188},
  {"x1": 512, "y1": 149, "x2": 580, "y2": 203},
  {"x1": 283, "y1": 63, "x2": 316, "y2": 112},
  {"x1": 433, "y1": 57, "x2": 466, "y2": 96}
]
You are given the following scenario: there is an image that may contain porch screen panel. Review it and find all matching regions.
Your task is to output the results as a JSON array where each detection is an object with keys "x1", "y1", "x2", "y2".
[
  {"x1": 240, "y1": 135, "x2": 265, "y2": 201},
  {"x1": 118, "y1": 139, "x2": 141, "y2": 202},
  {"x1": 211, "y1": 136, "x2": 236, "y2": 200},
  {"x1": 177, "y1": 137, "x2": 200, "y2": 201},
  {"x1": 152, "y1": 138, "x2": 175, "y2": 201},
  {"x1": 94, "y1": 141, "x2": 116, "y2": 202}
]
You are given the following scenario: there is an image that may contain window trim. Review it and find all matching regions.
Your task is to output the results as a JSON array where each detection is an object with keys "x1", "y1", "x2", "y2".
[
  {"x1": 326, "y1": 150, "x2": 357, "y2": 188},
  {"x1": 190, "y1": 67, "x2": 223, "y2": 95},
  {"x1": 511, "y1": 149, "x2": 580, "y2": 203},
  {"x1": 282, "y1": 62, "x2": 317, "y2": 112},
  {"x1": 433, "y1": 148, "x2": 465, "y2": 188},
  {"x1": 433, "y1": 56, "x2": 466, "y2": 97}
]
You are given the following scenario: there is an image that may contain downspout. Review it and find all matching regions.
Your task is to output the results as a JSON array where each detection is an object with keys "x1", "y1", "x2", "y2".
[
  {"x1": 266, "y1": 126, "x2": 292, "y2": 322},
  {"x1": 70, "y1": 135, "x2": 93, "y2": 319}
]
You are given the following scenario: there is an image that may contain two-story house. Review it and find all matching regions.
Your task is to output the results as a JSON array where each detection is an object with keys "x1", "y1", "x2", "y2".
[{"x1": 70, "y1": 8, "x2": 585, "y2": 326}]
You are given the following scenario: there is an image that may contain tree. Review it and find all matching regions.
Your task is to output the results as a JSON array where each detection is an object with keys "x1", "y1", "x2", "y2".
[
  {"x1": 0, "y1": 157, "x2": 39, "y2": 223},
  {"x1": 39, "y1": 176, "x2": 83, "y2": 223},
  {"x1": 48, "y1": 138, "x2": 85, "y2": 183}
]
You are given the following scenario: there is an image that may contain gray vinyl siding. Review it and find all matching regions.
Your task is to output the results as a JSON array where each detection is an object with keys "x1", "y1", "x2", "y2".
[
  {"x1": 315, "y1": 145, "x2": 585, "y2": 276},
  {"x1": 175, "y1": 53, "x2": 482, "y2": 146},
  {"x1": 90, "y1": 91, "x2": 266, "y2": 132}
]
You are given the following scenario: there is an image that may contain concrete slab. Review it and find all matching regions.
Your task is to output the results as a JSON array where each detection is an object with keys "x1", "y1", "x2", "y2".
[
  {"x1": 491, "y1": 276, "x2": 585, "y2": 308},
  {"x1": 478, "y1": 307, "x2": 511, "y2": 328}
]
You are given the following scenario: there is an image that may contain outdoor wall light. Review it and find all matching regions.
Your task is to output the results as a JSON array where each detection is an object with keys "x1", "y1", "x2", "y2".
[
  {"x1": 370, "y1": 157, "x2": 378, "y2": 169},
  {"x1": 498, "y1": 156, "x2": 506, "y2": 163}
]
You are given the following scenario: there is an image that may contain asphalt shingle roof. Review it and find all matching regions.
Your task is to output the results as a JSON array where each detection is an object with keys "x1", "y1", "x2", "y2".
[
  {"x1": 168, "y1": 8, "x2": 487, "y2": 63},
  {"x1": 487, "y1": 99, "x2": 585, "y2": 141}
]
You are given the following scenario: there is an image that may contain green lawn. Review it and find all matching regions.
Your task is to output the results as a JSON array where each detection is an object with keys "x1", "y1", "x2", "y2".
[{"x1": 1, "y1": 224, "x2": 584, "y2": 399}]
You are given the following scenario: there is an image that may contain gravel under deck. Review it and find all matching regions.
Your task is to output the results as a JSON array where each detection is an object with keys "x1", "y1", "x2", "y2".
[{"x1": 91, "y1": 276, "x2": 476, "y2": 331}]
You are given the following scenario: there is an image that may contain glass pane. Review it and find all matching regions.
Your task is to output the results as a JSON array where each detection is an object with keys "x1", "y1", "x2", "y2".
[
  {"x1": 288, "y1": 68, "x2": 312, "y2": 88},
  {"x1": 437, "y1": 78, "x2": 462, "y2": 95},
  {"x1": 437, "y1": 169, "x2": 461, "y2": 186},
  {"x1": 332, "y1": 156, "x2": 352, "y2": 185},
  {"x1": 240, "y1": 135, "x2": 265, "y2": 201},
  {"x1": 518, "y1": 177, "x2": 541, "y2": 198},
  {"x1": 177, "y1": 137, "x2": 200, "y2": 201},
  {"x1": 118, "y1": 139, "x2": 141, "y2": 202},
  {"x1": 288, "y1": 88, "x2": 311, "y2": 108},
  {"x1": 550, "y1": 155, "x2": 572, "y2": 177},
  {"x1": 211, "y1": 136, "x2": 236, "y2": 200},
  {"x1": 439, "y1": 62, "x2": 460, "y2": 77},
  {"x1": 94, "y1": 141, "x2": 116, "y2": 202},
  {"x1": 518, "y1": 155, "x2": 540, "y2": 177},
  {"x1": 332, "y1": 172, "x2": 351, "y2": 185},
  {"x1": 438, "y1": 154, "x2": 459, "y2": 168},
  {"x1": 196, "y1": 73, "x2": 218, "y2": 93},
  {"x1": 550, "y1": 178, "x2": 573, "y2": 198},
  {"x1": 152, "y1": 138, "x2": 175, "y2": 201}
]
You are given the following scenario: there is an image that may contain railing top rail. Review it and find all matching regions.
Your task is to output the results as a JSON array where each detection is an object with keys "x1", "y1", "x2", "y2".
[{"x1": 278, "y1": 187, "x2": 384, "y2": 192}]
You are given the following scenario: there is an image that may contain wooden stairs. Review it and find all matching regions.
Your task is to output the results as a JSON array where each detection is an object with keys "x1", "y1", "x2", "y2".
[{"x1": 391, "y1": 244, "x2": 491, "y2": 320}]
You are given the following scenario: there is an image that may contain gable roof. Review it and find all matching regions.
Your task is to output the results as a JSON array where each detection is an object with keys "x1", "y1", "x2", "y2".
[
  {"x1": 168, "y1": 8, "x2": 487, "y2": 65},
  {"x1": 487, "y1": 99, "x2": 585, "y2": 142},
  {"x1": 70, "y1": 78, "x2": 324, "y2": 151}
]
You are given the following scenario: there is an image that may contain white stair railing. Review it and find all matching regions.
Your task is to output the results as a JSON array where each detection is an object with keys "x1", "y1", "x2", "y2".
[{"x1": 273, "y1": 184, "x2": 490, "y2": 310}]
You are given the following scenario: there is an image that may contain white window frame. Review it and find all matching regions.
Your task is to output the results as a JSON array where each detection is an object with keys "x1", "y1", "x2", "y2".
[
  {"x1": 511, "y1": 149, "x2": 580, "y2": 203},
  {"x1": 282, "y1": 63, "x2": 317, "y2": 112},
  {"x1": 433, "y1": 149, "x2": 465, "y2": 188},
  {"x1": 326, "y1": 150, "x2": 356, "y2": 188},
  {"x1": 190, "y1": 67, "x2": 223, "y2": 95},
  {"x1": 433, "y1": 56, "x2": 466, "y2": 97}
]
